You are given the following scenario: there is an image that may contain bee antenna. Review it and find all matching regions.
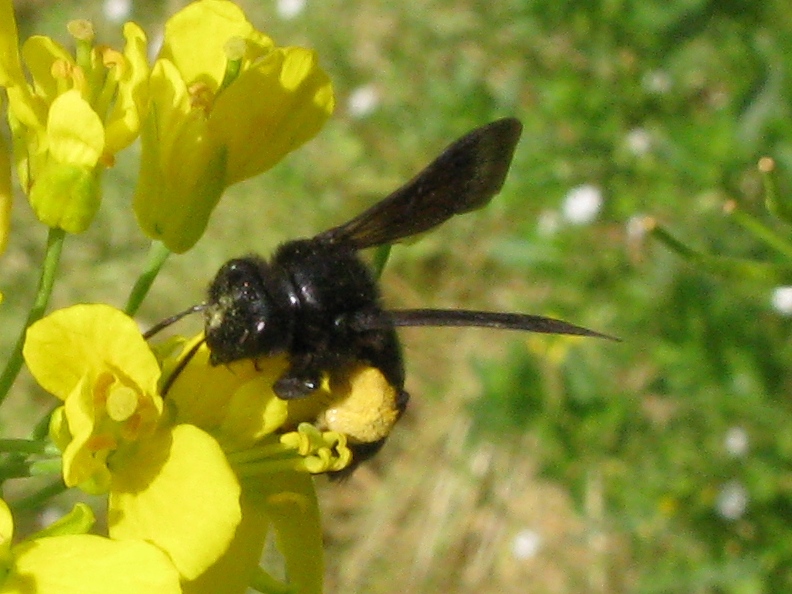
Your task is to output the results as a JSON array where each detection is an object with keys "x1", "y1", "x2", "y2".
[
  {"x1": 143, "y1": 304, "x2": 206, "y2": 339},
  {"x1": 161, "y1": 336, "x2": 205, "y2": 397}
]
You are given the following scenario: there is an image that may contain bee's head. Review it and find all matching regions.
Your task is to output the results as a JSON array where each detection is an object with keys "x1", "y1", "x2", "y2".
[{"x1": 204, "y1": 257, "x2": 293, "y2": 365}]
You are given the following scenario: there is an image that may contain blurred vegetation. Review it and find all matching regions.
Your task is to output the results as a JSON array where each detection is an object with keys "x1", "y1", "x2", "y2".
[{"x1": 4, "y1": 0, "x2": 792, "y2": 593}]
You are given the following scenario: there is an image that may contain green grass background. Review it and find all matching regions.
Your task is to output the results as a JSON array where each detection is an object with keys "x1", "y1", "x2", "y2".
[{"x1": 4, "y1": 0, "x2": 792, "y2": 592}]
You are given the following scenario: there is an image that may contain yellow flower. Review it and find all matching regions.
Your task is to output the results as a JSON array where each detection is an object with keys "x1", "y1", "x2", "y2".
[
  {"x1": 0, "y1": 0, "x2": 148, "y2": 233},
  {"x1": 0, "y1": 500, "x2": 181, "y2": 594},
  {"x1": 165, "y1": 341, "x2": 347, "y2": 593},
  {"x1": 162, "y1": 337, "x2": 405, "y2": 594},
  {"x1": 23, "y1": 303, "x2": 392, "y2": 593},
  {"x1": 23, "y1": 304, "x2": 241, "y2": 581},
  {"x1": 133, "y1": 0, "x2": 334, "y2": 253}
]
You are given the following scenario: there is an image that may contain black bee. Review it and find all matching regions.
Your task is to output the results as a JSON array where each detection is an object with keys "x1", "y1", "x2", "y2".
[{"x1": 149, "y1": 118, "x2": 615, "y2": 469}]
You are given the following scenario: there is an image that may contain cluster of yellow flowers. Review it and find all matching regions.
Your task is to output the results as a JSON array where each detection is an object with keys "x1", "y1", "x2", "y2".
[
  {"x1": 0, "y1": 1, "x2": 363, "y2": 592},
  {"x1": 20, "y1": 304, "x2": 346, "y2": 594},
  {"x1": 0, "y1": 0, "x2": 333, "y2": 252}
]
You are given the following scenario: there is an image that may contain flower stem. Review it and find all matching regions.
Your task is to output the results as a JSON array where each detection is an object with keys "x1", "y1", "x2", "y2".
[
  {"x1": 125, "y1": 241, "x2": 171, "y2": 315},
  {"x1": 0, "y1": 439, "x2": 48, "y2": 455},
  {"x1": 11, "y1": 479, "x2": 67, "y2": 512},
  {"x1": 226, "y1": 441, "x2": 294, "y2": 465},
  {"x1": 235, "y1": 457, "x2": 304, "y2": 478},
  {"x1": 0, "y1": 228, "x2": 65, "y2": 406},
  {"x1": 724, "y1": 200, "x2": 792, "y2": 259}
]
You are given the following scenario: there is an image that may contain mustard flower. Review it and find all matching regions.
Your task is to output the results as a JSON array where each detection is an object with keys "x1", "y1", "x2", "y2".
[
  {"x1": 0, "y1": 0, "x2": 148, "y2": 233},
  {"x1": 0, "y1": 500, "x2": 181, "y2": 594},
  {"x1": 24, "y1": 304, "x2": 389, "y2": 594},
  {"x1": 163, "y1": 338, "x2": 385, "y2": 594},
  {"x1": 133, "y1": 0, "x2": 334, "y2": 253},
  {"x1": 22, "y1": 304, "x2": 241, "y2": 581}
]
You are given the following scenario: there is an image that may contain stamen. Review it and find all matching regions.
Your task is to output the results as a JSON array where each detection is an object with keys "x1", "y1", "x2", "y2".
[{"x1": 217, "y1": 37, "x2": 246, "y2": 95}]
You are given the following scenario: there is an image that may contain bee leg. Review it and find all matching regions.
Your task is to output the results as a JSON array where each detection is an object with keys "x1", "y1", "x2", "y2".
[
  {"x1": 273, "y1": 355, "x2": 322, "y2": 400},
  {"x1": 273, "y1": 374, "x2": 321, "y2": 399}
]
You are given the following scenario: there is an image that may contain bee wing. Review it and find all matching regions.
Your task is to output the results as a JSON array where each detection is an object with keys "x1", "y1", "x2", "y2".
[
  {"x1": 317, "y1": 118, "x2": 523, "y2": 249},
  {"x1": 352, "y1": 309, "x2": 620, "y2": 341}
]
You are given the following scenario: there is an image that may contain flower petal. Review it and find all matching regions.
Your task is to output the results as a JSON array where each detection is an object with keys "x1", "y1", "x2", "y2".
[
  {"x1": 210, "y1": 46, "x2": 334, "y2": 185},
  {"x1": 29, "y1": 503, "x2": 95, "y2": 539},
  {"x1": 20, "y1": 35, "x2": 74, "y2": 107},
  {"x1": 219, "y1": 375, "x2": 289, "y2": 450},
  {"x1": 109, "y1": 424, "x2": 241, "y2": 580},
  {"x1": 23, "y1": 304, "x2": 160, "y2": 401},
  {"x1": 159, "y1": 0, "x2": 271, "y2": 90},
  {"x1": 0, "y1": 0, "x2": 24, "y2": 88},
  {"x1": 0, "y1": 498, "x2": 13, "y2": 552},
  {"x1": 167, "y1": 340, "x2": 289, "y2": 447},
  {"x1": 104, "y1": 22, "x2": 149, "y2": 156},
  {"x1": 60, "y1": 374, "x2": 112, "y2": 491},
  {"x1": 26, "y1": 90, "x2": 105, "y2": 232},
  {"x1": 46, "y1": 89, "x2": 104, "y2": 167},
  {"x1": 0, "y1": 2, "x2": 47, "y2": 130},
  {"x1": 256, "y1": 472, "x2": 323, "y2": 594},
  {"x1": 182, "y1": 490, "x2": 270, "y2": 594},
  {"x1": 3, "y1": 535, "x2": 181, "y2": 594},
  {"x1": 133, "y1": 59, "x2": 227, "y2": 253}
]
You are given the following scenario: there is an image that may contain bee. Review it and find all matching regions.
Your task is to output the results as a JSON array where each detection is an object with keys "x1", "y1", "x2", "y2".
[{"x1": 148, "y1": 118, "x2": 616, "y2": 470}]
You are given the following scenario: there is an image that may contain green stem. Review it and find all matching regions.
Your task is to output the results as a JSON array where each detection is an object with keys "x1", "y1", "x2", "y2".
[
  {"x1": 31, "y1": 406, "x2": 57, "y2": 441},
  {"x1": 0, "y1": 228, "x2": 65, "y2": 406},
  {"x1": 647, "y1": 219, "x2": 792, "y2": 283},
  {"x1": 724, "y1": 201, "x2": 792, "y2": 260},
  {"x1": 0, "y1": 456, "x2": 33, "y2": 482},
  {"x1": 125, "y1": 241, "x2": 171, "y2": 315},
  {"x1": 226, "y1": 441, "x2": 293, "y2": 465},
  {"x1": 28, "y1": 458, "x2": 63, "y2": 476},
  {"x1": 760, "y1": 157, "x2": 792, "y2": 225},
  {"x1": 0, "y1": 439, "x2": 48, "y2": 455},
  {"x1": 11, "y1": 479, "x2": 67, "y2": 512},
  {"x1": 234, "y1": 457, "x2": 304, "y2": 478}
]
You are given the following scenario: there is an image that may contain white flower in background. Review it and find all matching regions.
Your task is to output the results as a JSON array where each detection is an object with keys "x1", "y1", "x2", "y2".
[
  {"x1": 562, "y1": 184, "x2": 602, "y2": 225},
  {"x1": 771, "y1": 286, "x2": 792, "y2": 315},
  {"x1": 642, "y1": 70, "x2": 672, "y2": 94},
  {"x1": 347, "y1": 84, "x2": 380, "y2": 119},
  {"x1": 724, "y1": 426, "x2": 749, "y2": 458},
  {"x1": 716, "y1": 481, "x2": 748, "y2": 520},
  {"x1": 625, "y1": 127, "x2": 652, "y2": 156},
  {"x1": 103, "y1": 0, "x2": 132, "y2": 22},
  {"x1": 277, "y1": 0, "x2": 307, "y2": 20},
  {"x1": 511, "y1": 528, "x2": 542, "y2": 560}
]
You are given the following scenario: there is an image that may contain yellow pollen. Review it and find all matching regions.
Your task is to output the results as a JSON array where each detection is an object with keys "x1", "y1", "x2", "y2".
[
  {"x1": 106, "y1": 384, "x2": 139, "y2": 422},
  {"x1": 188, "y1": 82, "x2": 215, "y2": 113}
]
